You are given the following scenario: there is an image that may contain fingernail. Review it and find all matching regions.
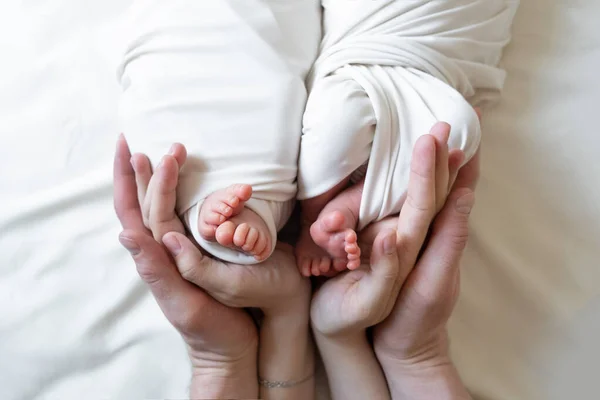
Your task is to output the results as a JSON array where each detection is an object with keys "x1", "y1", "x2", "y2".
[
  {"x1": 168, "y1": 144, "x2": 175, "y2": 155},
  {"x1": 163, "y1": 234, "x2": 182, "y2": 256},
  {"x1": 383, "y1": 231, "x2": 397, "y2": 255},
  {"x1": 455, "y1": 192, "x2": 475, "y2": 214},
  {"x1": 119, "y1": 235, "x2": 140, "y2": 256}
]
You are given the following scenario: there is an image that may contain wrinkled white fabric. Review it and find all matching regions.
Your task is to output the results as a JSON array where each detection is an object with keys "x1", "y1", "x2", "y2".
[
  {"x1": 298, "y1": 0, "x2": 518, "y2": 230},
  {"x1": 4, "y1": 0, "x2": 600, "y2": 399},
  {"x1": 118, "y1": 0, "x2": 320, "y2": 263}
]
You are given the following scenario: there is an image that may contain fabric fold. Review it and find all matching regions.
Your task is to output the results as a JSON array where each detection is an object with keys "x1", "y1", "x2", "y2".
[{"x1": 298, "y1": 0, "x2": 519, "y2": 230}]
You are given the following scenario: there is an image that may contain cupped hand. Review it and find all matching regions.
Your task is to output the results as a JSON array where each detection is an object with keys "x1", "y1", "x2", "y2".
[
  {"x1": 113, "y1": 135, "x2": 258, "y2": 368},
  {"x1": 127, "y1": 142, "x2": 311, "y2": 319},
  {"x1": 129, "y1": 144, "x2": 187, "y2": 242},
  {"x1": 163, "y1": 234, "x2": 311, "y2": 318},
  {"x1": 311, "y1": 122, "x2": 463, "y2": 337},
  {"x1": 372, "y1": 116, "x2": 481, "y2": 368}
]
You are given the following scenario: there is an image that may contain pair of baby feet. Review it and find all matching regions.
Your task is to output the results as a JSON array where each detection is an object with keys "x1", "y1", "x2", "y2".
[
  {"x1": 198, "y1": 183, "x2": 362, "y2": 275},
  {"x1": 198, "y1": 184, "x2": 271, "y2": 261}
]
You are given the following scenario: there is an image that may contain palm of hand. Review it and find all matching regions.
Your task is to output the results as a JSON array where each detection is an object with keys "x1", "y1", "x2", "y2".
[
  {"x1": 175, "y1": 243, "x2": 310, "y2": 314},
  {"x1": 311, "y1": 267, "x2": 395, "y2": 336},
  {"x1": 180, "y1": 288, "x2": 258, "y2": 365},
  {"x1": 113, "y1": 138, "x2": 258, "y2": 366},
  {"x1": 373, "y1": 269, "x2": 459, "y2": 359}
]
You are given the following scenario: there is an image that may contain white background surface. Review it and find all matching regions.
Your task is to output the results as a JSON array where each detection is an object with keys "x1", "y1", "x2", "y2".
[
  {"x1": 449, "y1": 1, "x2": 600, "y2": 398},
  {"x1": 0, "y1": 1, "x2": 599, "y2": 399}
]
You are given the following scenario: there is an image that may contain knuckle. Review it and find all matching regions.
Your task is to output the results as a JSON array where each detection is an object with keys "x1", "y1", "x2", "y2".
[
  {"x1": 431, "y1": 219, "x2": 470, "y2": 252},
  {"x1": 178, "y1": 260, "x2": 200, "y2": 283},
  {"x1": 172, "y1": 308, "x2": 202, "y2": 334},
  {"x1": 135, "y1": 264, "x2": 159, "y2": 285},
  {"x1": 448, "y1": 229, "x2": 469, "y2": 251},
  {"x1": 133, "y1": 255, "x2": 162, "y2": 285},
  {"x1": 395, "y1": 238, "x2": 411, "y2": 258},
  {"x1": 411, "y1": 165, "x2": 431, "y2": 181},
  {"x1": 405, "y1": 193, "x2": 434, "y2": 213}
]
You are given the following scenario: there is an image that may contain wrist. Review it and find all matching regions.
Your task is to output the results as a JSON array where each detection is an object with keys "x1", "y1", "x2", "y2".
[
  {"x1": 315, "y1": 330, "x2": 391, "y2": 400},
  {"x1": 189, "y1": 344, "x2": 259, "y2": 399},
  {"x1": 259, "y1": 305, "x2": 314, "y2": 397},
  {"x1": 374, "y1": 330, "x2": 450, "y2": 369},
  {"x1": 313, "y1": 330, "x2": 372, "y2": 370},
  {"x1": 190, "y1": 357, "x2": 258, "y2": 399},
  {"x1": 379, "y1": 360, "x2": 470, "y2": 400},
  {"x1": 375, "y1": 338, "x2": 471, "y2": 400}
]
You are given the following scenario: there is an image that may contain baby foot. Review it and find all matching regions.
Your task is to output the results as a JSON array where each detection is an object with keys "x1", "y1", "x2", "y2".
[
  {"x1": 296, "y1": 223, "x2": 338, "y2": 277},
  {"x1": 215, "y1": 207, "x2": 272, "y2": 261},
  {"x1": 198, "y1": 184, "x2": 271, "y2": 261},
  {"x1": 310, "y1": 211, "x2": 361, "y2": 271},
  {"x1": 198, "y1": 184, "x2": 252, "y2": 240}
]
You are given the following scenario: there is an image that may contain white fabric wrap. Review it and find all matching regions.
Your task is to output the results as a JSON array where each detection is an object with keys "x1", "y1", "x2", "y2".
[
  {"x1": 298, "y1": 0, "x2": 518, "y2": 230},
  {"x1": 118, "y1": 0, "x2": 320, "y2": 263}
]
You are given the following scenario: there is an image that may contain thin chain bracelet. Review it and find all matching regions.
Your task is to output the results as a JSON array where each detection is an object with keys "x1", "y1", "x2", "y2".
[{"x1": 258, "y1": 372, "x2": 314, "y2": 389}]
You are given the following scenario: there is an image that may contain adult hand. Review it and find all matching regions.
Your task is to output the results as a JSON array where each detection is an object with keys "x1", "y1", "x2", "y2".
[
  {"x1": 114, "y1": 135, "x2": 258, "y2": 399},
  {"x1": 309, "y1": 123, "x2": 462, "y2": 400},
  {"x1": 311, "y1": 122, "x2": 460, "y2": 337},
  {"x1": 129, "y1": 143, "x2": 187, "y2": 242},
  {"x1": 128, "y1": 143, "x2": 314, "y2": 399},
  {"x1": 371, "y1": 116, "x2": 481, "y2": 400},
  {"x1": 126, "y1": 140, "x2": 311, "y2": 317},
  {"x1": 373, "y1": 121, "x2": 480, "y2": 363}
]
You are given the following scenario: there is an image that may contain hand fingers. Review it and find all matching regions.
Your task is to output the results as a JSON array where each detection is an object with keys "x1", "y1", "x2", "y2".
[
  {"x1": 119, "y1": 229, "x2": 212, "y2": 331},
  {"x1": 447, "y1": 149, "x2": 465, "y2": 193},
  {"x1": 163, "y1": 232, "x2": 215, "y2": 286},
  {"x1": 149, "y1": 155, "x2": 186, "y2": 241},
  {"x1": 429, "y1": 122, "x2": 451, "y2": 212},
  {"x1": 410, "y1": 187, "x2": 475, "y2": 306},
  {"x1": 131, "y1": 153, "x2": 153, "y2": 226},
  {"x1": 369, "y1": 229, "x2": 401, "y2": 281},
  {"x1": 163, "y1": 232, "x2": 245, "y2": 305},
  {"x1": 453, "y1": 148, "x2": 480, "y2": 191},
  {"x1": 134, "y1": 142, "x2": 187, "y2": 207},
  {"x1": 367, "y1": 229, "x2": 404, "y2": 313},
  {"x1": 114, "y1": 134, "x2": 147, "y2": 232},
  {"x1": 168, "y1": 142, "x2": 187, "y2": 167},
  {"x1": 395, "y1": 134, "x2": 437, "y2": 268},
  {"x1": 451, "y1": 107, "x2": 482, "y2": 191}
]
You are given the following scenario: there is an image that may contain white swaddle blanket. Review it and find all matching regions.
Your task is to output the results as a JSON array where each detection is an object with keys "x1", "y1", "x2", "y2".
[
  {"x1": 118, "y1": 0, "x2": 321, "y2": 263},
  {"x1": 298, "y1": 0, "x2": 518, "y2": 230}
]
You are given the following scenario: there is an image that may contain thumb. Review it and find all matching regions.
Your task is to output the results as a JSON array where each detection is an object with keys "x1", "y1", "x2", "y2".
[
  {"x1": 369, "y1": 229, "x2": 400, "y2": 281},
  {"x1": 359, "y1": 229, "x2": 404, "y2": 324},
  {"x1": 162, "y1": 231, "x2": 223, "y2": 291}
]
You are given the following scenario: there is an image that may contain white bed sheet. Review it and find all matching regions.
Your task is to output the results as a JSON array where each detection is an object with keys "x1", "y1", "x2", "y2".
[
  {"x1": 449, "y1": 1, "x2": 600, "y2": 398},
  {"x1": 0, "y1": 1, "x2": 192, "y2": 398},
  {"x1": 0, "y1": 1, "x2": 599, "y2": 400}
]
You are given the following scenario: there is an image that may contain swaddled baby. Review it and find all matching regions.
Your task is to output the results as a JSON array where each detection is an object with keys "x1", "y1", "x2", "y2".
[
  {"x1": 119, "y1": 0, "x2": 321, "y2": 264},
  {"x1": 296, "y1": 0, "x2": 518, "y2": 276}
]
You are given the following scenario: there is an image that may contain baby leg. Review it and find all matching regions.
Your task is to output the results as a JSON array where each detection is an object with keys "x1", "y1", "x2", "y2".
[
  {"x1": 198, "y1": 184, "x2": 271, "y2": 261},
  {"x1": 296, "y1": 72, "x2": 376, "y2": 277}
]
